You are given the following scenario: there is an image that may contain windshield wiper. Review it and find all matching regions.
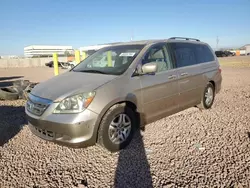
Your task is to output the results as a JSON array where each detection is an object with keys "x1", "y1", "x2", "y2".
[{"x1": 77, "y1": 70, "x2": 107, "y2": 74}]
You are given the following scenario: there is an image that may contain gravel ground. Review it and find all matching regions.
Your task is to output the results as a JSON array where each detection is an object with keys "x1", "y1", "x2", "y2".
[{"x1": 0, "y1": 67, "x2": 250, "y2": 188}]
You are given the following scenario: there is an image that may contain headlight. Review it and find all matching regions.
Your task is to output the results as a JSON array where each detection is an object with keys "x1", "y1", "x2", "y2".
[{"x1": 53, "y1": 91, "x2": 95, "y2": 114}]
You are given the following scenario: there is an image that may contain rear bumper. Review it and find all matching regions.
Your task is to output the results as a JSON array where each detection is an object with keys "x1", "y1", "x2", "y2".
[
  {"x1": 26, "y1": 107, "x2": 99, "y2": 148},
  {"x1": 214, "y1": 70, "x2": 222, "y2": 94}
]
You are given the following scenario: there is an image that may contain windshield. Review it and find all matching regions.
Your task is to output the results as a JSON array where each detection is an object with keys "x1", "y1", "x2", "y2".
[{"x1": 72, "y1": 44, "x2": 145, "y2": 75}]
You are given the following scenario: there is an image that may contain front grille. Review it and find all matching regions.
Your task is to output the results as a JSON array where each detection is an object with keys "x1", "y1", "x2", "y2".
[
  {"x1": 26, "y1": 100, "x2": 47, "y2": 116},
  {"x1": 26, "y1": 94, "x2": 52, "y2": 116}
]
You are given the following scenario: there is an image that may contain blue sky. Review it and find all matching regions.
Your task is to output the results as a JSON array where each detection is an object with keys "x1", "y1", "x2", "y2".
[{"x1": 1, "y1": 0, "x2": 250, "y2": 55}]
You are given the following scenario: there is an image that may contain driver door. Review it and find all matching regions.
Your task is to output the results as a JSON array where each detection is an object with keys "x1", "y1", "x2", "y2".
[{"x1": 140, "y1": 43, "x2": 179, "y2": 124}]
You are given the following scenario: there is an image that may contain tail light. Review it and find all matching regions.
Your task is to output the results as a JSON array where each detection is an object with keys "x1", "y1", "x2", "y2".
[{"x1": 218, "y1": 67, "x2": 222, "y2": 73}]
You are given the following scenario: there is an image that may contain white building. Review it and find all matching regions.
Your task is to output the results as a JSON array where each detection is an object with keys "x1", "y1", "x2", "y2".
[
  {"x1": 24, "y1": 45, "x2": 73, "y2": 57},
  {"x1": 79, "y1": 44, "x2": 111, "y2": 56},
  {"x1": 79, "y1": 44, "x2": 110, "y2": 52},
  {"x1": 240, "y1": 44, "x2": 250, "y2": 55},
  {"x1": 79, "y1": 42, "x2": 122, "y2": 55}
]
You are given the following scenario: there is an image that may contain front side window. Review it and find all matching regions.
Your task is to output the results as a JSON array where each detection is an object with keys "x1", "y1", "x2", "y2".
[
  {"x1": 141, "y1": 44, "x2": 172, "y2": 72},
  {"x1": 72, "y1": 45, "x2": 144, "y2": 75}
]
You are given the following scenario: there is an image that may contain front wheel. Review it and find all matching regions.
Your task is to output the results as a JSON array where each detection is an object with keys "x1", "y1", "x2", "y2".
[
  {"x1": 198, "y1": 83, "x2": 215, "y2": 110},
  {"x1": 97, "y1": 103, "x2": 136, "y2": 152}
]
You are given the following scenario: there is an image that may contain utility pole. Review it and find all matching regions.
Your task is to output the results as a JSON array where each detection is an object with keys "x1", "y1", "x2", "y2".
[
  {"x1": 216, "y1": 36, "x2": 219, "y2": 50},
  {"x1": 130, "y1": 30, "x2": 134, "y2": 41}
]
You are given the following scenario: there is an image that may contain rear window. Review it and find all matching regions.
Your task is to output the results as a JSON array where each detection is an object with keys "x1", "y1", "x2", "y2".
[{"x1": 169, "y1": 42, "x2": 215, "y2": 68}]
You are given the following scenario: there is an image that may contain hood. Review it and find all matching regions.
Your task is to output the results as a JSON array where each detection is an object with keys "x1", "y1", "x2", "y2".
[{"x1": 31, "y1": 71, "x2": 117, "y2": 101}]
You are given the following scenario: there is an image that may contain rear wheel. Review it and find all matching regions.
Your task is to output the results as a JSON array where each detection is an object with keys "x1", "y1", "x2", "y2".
[
  {"x1": 97, "y1": 103, "x2": 136, "y2": 152},
  {"x1": 198, "y1": 82, "x2": 215, "y2": 110}
]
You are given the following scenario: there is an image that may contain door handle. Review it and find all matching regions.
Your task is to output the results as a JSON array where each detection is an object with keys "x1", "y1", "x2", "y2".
[
  {"x1": 168, "y1": 75, "x2": 177, "y2": 79},
  {"x1": 180, "y1": 72, "x2": 188, "y2": 76}
]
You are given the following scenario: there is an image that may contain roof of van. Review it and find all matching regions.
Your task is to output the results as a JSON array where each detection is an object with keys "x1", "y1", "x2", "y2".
[{"x1": 107, "y1": 37, "x2": 205, "y2": 46}]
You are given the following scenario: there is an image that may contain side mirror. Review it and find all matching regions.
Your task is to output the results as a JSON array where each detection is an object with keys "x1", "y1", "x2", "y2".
[{"x1": 141, "y1": 62, "x2": 157, "y2": 74}]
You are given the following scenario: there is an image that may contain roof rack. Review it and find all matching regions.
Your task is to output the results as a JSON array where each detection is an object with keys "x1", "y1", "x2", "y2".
[{"x1": 169, "y1": 37, "x2": 200, "y2": 42}]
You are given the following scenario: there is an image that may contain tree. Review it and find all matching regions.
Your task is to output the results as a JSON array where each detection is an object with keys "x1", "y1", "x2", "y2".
[{"x1": 64, "y1": 50, "x2": 70, "y2": 57}]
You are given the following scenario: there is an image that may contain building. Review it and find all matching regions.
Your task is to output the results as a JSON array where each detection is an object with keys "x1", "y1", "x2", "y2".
[
  {"x1": 23, "y1": 42, "x2": 125, "y2": 58},
  {"x1": 240, "y1": 44, "x2": 250, "y2": 55},
  {"x1": 228, "y1": 44, "x2": 250, "y2": 56},
  {"x1": 79, "y1": 44, "x2": 110, "y2": 55},
  {"x1": 24, "y1": 45, "x2": 73, "y2": 57},
  {"x1": 79, "y1": 42, "x2": 123, "y2": 56}
]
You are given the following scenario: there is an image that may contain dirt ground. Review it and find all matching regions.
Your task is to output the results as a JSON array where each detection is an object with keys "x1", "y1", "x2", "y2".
[
  {"x1": 218, "y1": 56, "x2": 250, "y2": 67},
  {"x1": 0, "y1": 60, "x2": 250, "y2": 187},
  {"x1": 0, "y1": 67, "x2": 67, "y2": 87}
]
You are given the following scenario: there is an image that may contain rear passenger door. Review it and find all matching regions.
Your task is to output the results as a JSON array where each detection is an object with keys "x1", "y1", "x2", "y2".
[{"x1": 169, "y1": 42, "x2": 204, "y2": 110}]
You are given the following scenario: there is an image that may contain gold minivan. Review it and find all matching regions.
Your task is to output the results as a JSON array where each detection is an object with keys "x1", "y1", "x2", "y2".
[{"x1": 25, "y1": 37, "x2": 222, "y2": 152}]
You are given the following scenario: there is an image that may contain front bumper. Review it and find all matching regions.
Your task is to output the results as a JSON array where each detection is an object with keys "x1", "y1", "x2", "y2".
[{"x1": 26, "y1": 104, "x2": 99, "y2": 148}]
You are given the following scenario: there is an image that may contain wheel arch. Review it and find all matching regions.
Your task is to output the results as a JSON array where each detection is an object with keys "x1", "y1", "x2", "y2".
[
  {"x1": 209, "y1": 80, "x2": 215, "y2": 89},
  {"x1": 94, "y1": 98, "x2": 138, "y2": 143}
]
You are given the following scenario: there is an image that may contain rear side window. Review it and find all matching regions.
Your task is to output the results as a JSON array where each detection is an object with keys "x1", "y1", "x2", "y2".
[
  {"x1": 170, "y1": 42, "x2": 197, "y2": 68},
  {"x1": 170, "y1": 42, "x2": 215, "y2": 68}
]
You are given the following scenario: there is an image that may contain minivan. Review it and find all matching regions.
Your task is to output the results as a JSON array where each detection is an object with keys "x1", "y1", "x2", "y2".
[{"x1": 25, "y1": 37, "x2": 222, "y2": 152}]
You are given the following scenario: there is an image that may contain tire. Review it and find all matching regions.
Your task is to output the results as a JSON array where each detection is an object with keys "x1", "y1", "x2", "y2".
[
  {"x1": 197, "y1": 82, "x2": 215, "y2": 110},
  {"x1": 0, "y1": 87, "x2": 19, "y2": 100},
  {"x1": 97, "y1": 103, "x2": 137, "y2": 152}
]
